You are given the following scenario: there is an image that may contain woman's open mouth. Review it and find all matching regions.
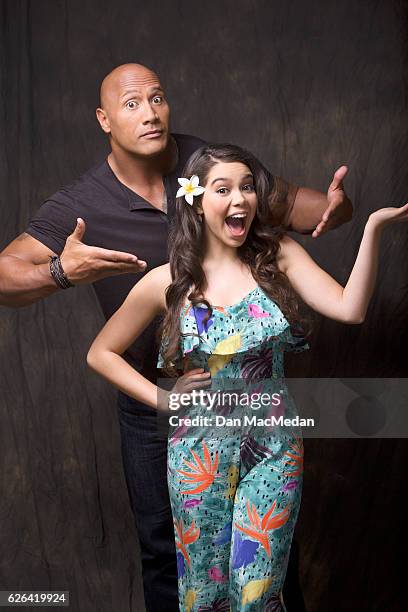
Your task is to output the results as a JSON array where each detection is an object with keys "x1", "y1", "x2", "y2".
[{"x1": 225, "y1": 213, "x2": 247, "y2": 237}]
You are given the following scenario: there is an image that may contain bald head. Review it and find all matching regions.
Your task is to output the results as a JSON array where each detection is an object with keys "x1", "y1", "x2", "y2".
[
  {"x1": 95, "y1": 62, "x2": 170, "y2": 158},
  {"x1": 99, "y1": 63, "x2": 161, "y2": 109}
]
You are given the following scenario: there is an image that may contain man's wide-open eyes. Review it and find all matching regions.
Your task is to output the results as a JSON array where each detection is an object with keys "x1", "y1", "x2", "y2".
[
  {"x1": 126, "y1": 100, "x2": 138, "y2": 109},
  {"x1": 152, "y1": 95, "x2": 164, "y2": 104}
]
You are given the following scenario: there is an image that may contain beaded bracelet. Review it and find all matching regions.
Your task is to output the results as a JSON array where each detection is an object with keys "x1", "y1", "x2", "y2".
[{"x1": 49, "y1": 255, "x2": 74, "y2": 289}]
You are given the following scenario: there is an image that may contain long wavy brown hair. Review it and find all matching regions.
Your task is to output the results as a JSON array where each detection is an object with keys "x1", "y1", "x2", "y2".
[{"x1": 157, "y1": 143, "x2": 311, "y2": 376}]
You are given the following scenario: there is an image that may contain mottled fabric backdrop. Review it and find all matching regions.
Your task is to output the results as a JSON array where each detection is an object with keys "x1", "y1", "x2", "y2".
[{"x1": 0, "y1": 1, "x2": 407, "y2": 610}]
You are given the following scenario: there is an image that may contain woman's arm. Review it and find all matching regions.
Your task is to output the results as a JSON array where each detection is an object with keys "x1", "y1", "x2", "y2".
[
  {"x1": 277, "y1": 203, "x2": 408, "y2": 323},
  {"x1": 86, "y1": 264, "x2": 170, "y2": 410}
]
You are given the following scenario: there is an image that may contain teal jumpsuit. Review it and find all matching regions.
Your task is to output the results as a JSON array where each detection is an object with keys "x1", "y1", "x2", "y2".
[{"x1": 157, "y1": 286, "x2": 309, "y2": 612}]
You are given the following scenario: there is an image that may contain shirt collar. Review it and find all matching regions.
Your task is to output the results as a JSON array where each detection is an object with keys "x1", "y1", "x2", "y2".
[{"x1": 104, "y1": 136, "x2": 179, "y2": 212}]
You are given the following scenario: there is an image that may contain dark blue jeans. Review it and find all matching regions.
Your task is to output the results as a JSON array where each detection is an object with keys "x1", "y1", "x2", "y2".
[
  {"x1": 117, "y1": 391, "x2": 306, "y2": 612},
  {"x1": 117, "y1": 391, "x2": 179, "y2": 612}
]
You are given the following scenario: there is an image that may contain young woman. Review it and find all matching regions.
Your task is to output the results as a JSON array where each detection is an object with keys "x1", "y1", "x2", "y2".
[{"x1": 87, "y1": 144, "x2": 407, "y2": 611}]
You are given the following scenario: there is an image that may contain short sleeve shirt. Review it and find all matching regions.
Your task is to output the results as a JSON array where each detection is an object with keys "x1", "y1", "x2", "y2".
[{"x1": 25, "y1": 133, "x2": 279, "y2": 381}]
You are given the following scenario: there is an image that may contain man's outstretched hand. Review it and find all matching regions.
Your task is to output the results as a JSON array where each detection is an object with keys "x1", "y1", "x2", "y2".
[
  {"x1": 60, "y1": 217, "x2": 147, "y2": 284},
  {"x1": 312, "y1": 165, "x2": 352, "y2": 238}
]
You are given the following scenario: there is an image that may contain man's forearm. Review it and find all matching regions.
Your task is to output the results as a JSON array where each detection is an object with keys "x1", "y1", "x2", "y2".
[
  {"x1": 287, "y1": 187, "x2": 353, "y2": 234},
  {"x1": 0, "y1": 255, "x2": 60, "y2": 307}
]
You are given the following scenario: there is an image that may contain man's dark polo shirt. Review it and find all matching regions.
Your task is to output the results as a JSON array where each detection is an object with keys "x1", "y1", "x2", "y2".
[{"x1": 25, "y1": 133, "x2": 279, "y2": 382}]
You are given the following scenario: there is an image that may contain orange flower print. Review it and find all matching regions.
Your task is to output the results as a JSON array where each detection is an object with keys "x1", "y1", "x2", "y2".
[
  {"x1": 282, "y1": 435, "x2": 304, "y2": 478},
  {"x1": 234, "y1": 499, "x2": 290, "y2": 557},
  {"x1": 177, "y1": 440, "x2": 220, "y2": 495},
  {"x1": 174, "y1": 517, "x2": 200, "y2": 567}
]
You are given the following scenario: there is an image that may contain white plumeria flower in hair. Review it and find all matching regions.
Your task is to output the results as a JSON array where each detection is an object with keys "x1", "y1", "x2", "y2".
[{"x1": 176, "y1": 175, "x2": 205, "y2": 205}]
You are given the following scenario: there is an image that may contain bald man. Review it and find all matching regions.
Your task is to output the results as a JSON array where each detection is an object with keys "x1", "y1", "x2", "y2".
[{"x1": 0, "y1": 63, "x2": 352, "y2": 611}]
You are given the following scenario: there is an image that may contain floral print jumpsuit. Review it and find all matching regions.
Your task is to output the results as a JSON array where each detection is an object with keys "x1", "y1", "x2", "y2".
[{"x1": 157, "y1": 286, "x2": 309, "y2": 612}]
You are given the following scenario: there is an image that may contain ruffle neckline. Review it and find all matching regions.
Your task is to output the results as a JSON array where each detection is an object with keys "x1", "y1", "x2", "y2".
[{"x1": 157, "y1": 286, "x2": 309, "y2": 368}]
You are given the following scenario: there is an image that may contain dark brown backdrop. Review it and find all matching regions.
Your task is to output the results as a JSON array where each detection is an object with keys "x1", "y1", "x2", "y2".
[{"x1": 1, "y1": 0, "x2": 407, "y2": 610}]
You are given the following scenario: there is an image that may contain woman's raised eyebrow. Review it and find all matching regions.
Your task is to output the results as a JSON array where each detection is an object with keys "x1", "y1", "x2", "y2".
[
  {"x1": 211, "y1": 174, "x2": 253, "y2": 186},
  {"x1": 211, "y1": 178, "x2": 229, "y2": 185}
]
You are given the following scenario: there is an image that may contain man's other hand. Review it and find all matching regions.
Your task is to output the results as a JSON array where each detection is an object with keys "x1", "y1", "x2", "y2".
[{"x1": 312, "y1": 165, "x2": 353, "y2": 238}]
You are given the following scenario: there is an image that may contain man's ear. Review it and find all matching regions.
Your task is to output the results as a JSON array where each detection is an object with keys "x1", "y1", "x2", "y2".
[{"x1": 96, "y1": 108, "x2": 111, "y2": 134}]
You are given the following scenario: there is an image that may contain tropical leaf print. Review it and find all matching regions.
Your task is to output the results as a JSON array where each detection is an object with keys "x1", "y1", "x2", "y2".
[
  {"x1": 241, "y1": 343, "x2": 273, "y2": 382},
  {"x1": 213, "y1": 521, "x2": 232, "y2": 545},
  {"x1": 265, "y1": 593, "x2": 284, "y2": 611},
  {"x1": 282, "y1": 435, "x2": 304, "y2": 478},
  {"x1": 248, "y1": 303, "x2": 270, "y2": 318},
  {"x1": 213, "y1": 334, "x2": 242, "y2": 355},
  {"x1": 208, "y1": 566, "x2": 228, "y2": 582},
  {"x1": 240, "y1": 433, "x2": 274, "y2": 470},
  {"x1": 197, "y1": 597, "x2": 230, "y2": 612},
  {"x1": 183, "y1": 498, "x2": 202, "y2": 509},
  {"x1": 225, "y1": 464, "x2": 239, "y2": 500},
  {"x1": 207, "y1": 353, "x2": 234, "y2": 377},
  {"x1": 185, "y1": 589, "x2": 199, "y2": 612},
  {"x1": 169, "y1": 421, "x2": 189, "y2": 446},
  {"x1": 177, "y1": 440, "x2": 220, "y2": 494},
  {"x1": 174, "y1": 517, "x2": 200, "y2": 567},
  {"x1": 234, "y1": 499, "x2": 290, "y2": 557},
  {"x1": 207, "y1": 334, "x2": 242, "y2": 376},
  {"x1": 193, "y1": 305, "x2": 214, "y2": 334},
  {"x1": 231, "y1": 531, "x2": 259, "y2": 569},
  {"x1": 282, "y1": 480, "x2": 298, "y2": 493},
  {"x1": 176, "y1": 551, "x2": 185, "y2": 577},
  {"x1": 242, "y1": 577, "x2": 274, "y2": 605}
]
